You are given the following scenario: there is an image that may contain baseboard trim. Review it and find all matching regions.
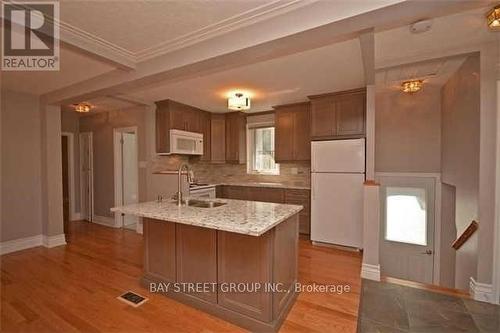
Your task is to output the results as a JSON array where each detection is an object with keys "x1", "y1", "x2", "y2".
[
  {"x1": 43, "y1": 234, "x2": 67, "y2": 248},
  {"x1": 470, "y1": 277, "x2": 494, "y2": 303},
  {"x1": 0, "y1": 235, "x2": 43, "y2": 255},
  {"x1": 93, "y1": 215, "x2": 120, "y2": 228},
  {"x1": 361, "y1": 263, "x2": 381, "y2": 281},
  {"x1": 1, "y1": 233, "x2": 67, "y2": 255},
  {"x1": 71, "y1": 212, "x2": 82, "y2": 221}
]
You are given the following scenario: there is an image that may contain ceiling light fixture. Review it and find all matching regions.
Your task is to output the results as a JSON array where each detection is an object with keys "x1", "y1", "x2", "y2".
[
  {"x1": 487, "y1": 5, "x2": 500, "y2": 29},
  {"x1": 228, "y1": 92, "x2": 250, "y2": 111},
  {"x1": 402, "y1": 80, "x2": 423, "y2": 93},
  {"x1": 74, "y1": 103, "x2": 92, "y2": 113}
]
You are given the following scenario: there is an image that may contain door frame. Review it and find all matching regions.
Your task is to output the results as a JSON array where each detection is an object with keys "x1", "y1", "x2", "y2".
[
  {"x1": 79, "y1": 132, "x2": 94, "y2": 222},
  {"x1": 61, "y1": 132, "x2": 77, "y2": 221},
  {"x1": 113, "y1": 126, "x2": 139, "y2": 228},
  {"x1": 376, "y1": 172, "x2": 442, "y2": 285}
]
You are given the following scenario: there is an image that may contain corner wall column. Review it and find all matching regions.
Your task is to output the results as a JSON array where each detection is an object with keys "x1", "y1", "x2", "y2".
[
  {"x1": 361, "y1": 84, "x2": 381, "y2": 281},
  {"x1": 40, "y1": 103, "x2": 66, "y2": 247}
]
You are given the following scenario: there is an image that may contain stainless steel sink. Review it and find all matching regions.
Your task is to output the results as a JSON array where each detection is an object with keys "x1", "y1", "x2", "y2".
[{"x1": 185, "y1": 199, "x2": 226, "y2": 208}]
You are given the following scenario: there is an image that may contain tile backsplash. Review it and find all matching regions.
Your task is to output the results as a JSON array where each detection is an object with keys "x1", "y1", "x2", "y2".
[{"x1": 151, "y1": 155, "x2": 310, "y2": 188}]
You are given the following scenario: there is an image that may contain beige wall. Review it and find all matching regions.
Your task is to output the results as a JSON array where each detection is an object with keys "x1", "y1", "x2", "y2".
[
  {"x1": 61, "y1": 111, "x2": 80, "y2": 213},
  {"x1": 1, "y1": 90, "x2": 43, "y2": 241},
  {"x1": 440, "y1": 183, "x2": 457, "y2": 288},
  {"x1": 441, "y1": 56, "x2": 480, "y2": 290},
  {"x1": 79, "y1": 107, "x2": 148, "y2": 218},
  {"x1": 375, "y1": 87, "x2": 442, "y2": 173}
]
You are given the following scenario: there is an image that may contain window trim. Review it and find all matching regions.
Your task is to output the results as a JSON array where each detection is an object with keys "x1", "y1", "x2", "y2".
[{"x1": 246, "y1": 122, "x2": 279, "y2": 175}]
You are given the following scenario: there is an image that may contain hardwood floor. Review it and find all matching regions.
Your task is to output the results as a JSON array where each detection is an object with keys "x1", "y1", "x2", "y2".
[{"x1": 0, "y1": 221, "x2": 362, "y2": 333}]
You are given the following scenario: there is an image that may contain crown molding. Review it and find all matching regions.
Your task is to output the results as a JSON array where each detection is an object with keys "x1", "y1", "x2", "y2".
[
  {"x1": 134, "y1": 0, "x2": 316, "y2": 62},
  {"x1": 58, "y1": 20, "x2": 137, "y2": 70},
  {"x1": 12, "y1": 0, "x2": 315, "y2": 68}
]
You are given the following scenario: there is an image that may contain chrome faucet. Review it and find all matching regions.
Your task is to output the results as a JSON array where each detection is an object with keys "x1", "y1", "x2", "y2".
[{"x1": 176, "y1": 163, "x2": 190, "y2": 206}]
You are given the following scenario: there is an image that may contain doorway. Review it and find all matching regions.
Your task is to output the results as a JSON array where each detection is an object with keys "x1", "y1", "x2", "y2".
[
  {"x1": 113, "y1": 127, "x2": 139, "y2": 230},
  {"x1": 61, "y1": 135, "x2": 70, "y2": 234},
  {"x1": 80, "y1": 132, "x2": 94, "y2": 222},
  {"x1": 378, "y1": 175, "x2": 436, "y2": 284}
]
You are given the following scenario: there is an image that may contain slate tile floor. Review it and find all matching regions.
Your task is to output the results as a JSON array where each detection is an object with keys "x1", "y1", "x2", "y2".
[{"x1": 358, "y1": 279, "x2": 500, "y2": 333}]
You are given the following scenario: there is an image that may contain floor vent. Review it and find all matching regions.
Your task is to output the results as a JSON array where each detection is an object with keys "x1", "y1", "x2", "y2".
[{"x1": 117, "y1": 291, "x2": 148, "y2": 307}]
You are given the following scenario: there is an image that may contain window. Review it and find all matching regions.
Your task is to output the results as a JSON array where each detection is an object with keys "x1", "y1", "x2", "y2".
[
  {"x1": 247, "y1": 126, "x2": 279, "y2": 175},
  {"x1": 385, "y1": 187, "x2": 427, "y2": 246}
]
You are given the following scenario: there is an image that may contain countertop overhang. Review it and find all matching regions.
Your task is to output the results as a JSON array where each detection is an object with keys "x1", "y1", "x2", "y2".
[{"x1": 111, "y1": 199, "x2": 303, "y2": 236}]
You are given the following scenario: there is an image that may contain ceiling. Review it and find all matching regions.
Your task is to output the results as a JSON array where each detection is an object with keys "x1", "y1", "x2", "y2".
[
  {"x1": 124, "y1": 38, "x2": 365, "y2": 112},
  {"x1": 375, "y1": 7, "x2": 497, "y2": 67},
  {"x1": 2, "y1": 46, "x2": 115, "y2": 95},
  {"x1": 376, "y1": 56, "x2": 468, "y2": 93},
  {"x1": 60, "y1": 0, "x2": 273, "y2": 54}
]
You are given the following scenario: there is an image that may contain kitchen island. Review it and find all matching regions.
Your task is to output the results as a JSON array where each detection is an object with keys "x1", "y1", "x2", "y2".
[{"x1": 111, "y1": 198, "x2": 302, "y2": 332}]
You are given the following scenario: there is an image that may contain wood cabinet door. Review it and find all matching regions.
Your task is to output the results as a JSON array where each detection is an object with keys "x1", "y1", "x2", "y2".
[
  {"x1": 217, "y1": 230, "x2": 272, "y2": 322},
  {"x1": 223, "y1": 186, "x2": 248, "y2": 200},
  {"x1": 144, "y1": 218, "x2": 176, "y2": 282},
  {"x1": 176, "y1": 224, "x2": 217, "y2": 303},
  {"x1": 185, "y1": 108, "x2": 201, "y2": 133},
  {"x1": 199, "y1": 111, "x2": 211, "y2": 161},
  {"x1": 225, "y1": 113, "x2": 236, "y2": 162},
  {"x1": 310, "y1": 97, "x2": 336, "y2": 139},
  {"x1": 275, "y1": 109, "x2": 294, "y2": 162},
  {"x1": 169, "y1": 107, "x2": 186, "y2": 131},
  {"x1": 335, "y1": 92, "x2": 365, "y2": 137},
  {"x1": 155, "y1": 105, "x2": 169, "y2": 154},
  {"x1": 285, "y1": 189, "x2": 311, "y2": 235},
  {"x1": 210, "y1": 114, "x2": 226, "y2": 163},
  {"x1": 225, "y1": 112, "x2": 245, "y2": 164},
  {"x1": 293, "y1": 106, "x2": 311, "y2": 161},
  {"x1": 247, "y1": 187, "x2": 284, "y2": 203}
]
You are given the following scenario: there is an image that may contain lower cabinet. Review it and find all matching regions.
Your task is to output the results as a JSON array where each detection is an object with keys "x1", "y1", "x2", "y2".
[
  {"x1": 144, "y1": 219, "x2": 176, "y2": 282},
  {"x1": 142, "y1": 216, "x2": 299, "y2": 331},
  {"x1": 219, "y1": 185, "x2": 310, "y2": 235},
  {"x1": 284, "y1": 189, "x2": 311, "y2": 235}
]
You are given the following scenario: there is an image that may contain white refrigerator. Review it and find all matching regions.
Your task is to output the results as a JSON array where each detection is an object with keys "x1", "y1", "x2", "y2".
[{"x1": 311, "y1": 139, "x2": 365, "y2": 248}]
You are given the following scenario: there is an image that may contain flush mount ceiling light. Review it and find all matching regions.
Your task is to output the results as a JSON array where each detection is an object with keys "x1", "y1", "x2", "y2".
[
  {"x1": 74, "y1": 103, "x2": 92, "y2": 113},
  {"x1": 487, "y1": 5, "x2": 500, "y2": 29},
  {"x1": 228, "y1": 92, "x2": 250, "y2": 111},
  {"x1": 402, "y1": 80, "x2": 423, "y2": 93}
]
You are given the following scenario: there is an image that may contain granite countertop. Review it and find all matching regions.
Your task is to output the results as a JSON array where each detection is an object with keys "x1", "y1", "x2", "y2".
[
  {"x1": 111, "y1": 198, "x2": 303, "y2": 236},
  {"x1": 216, "y1": 182, "x2": 310, "y2": 190}
]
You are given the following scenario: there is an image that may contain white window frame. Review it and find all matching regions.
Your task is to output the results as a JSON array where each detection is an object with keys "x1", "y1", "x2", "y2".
[{"x1": 246, "y1": 121, "x2": 279, "y2": 175}]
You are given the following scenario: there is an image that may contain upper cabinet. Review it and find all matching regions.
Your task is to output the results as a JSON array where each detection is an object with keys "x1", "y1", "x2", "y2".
[
  {"x1": 155, "y1": 99, "x2": 207, "y2": 154},
  {"x1": 199, "y1": 111, "x2": 211, "y2": 161},
  {"x1": 210, "y1": 114, "x2": 226, "y2": 163},
  {"x1": 274, "y1": 102, "x2": 311, "y2": 162},
  {"x1": 225, "y1": 112, "x2": 246, "y2": 164},
  {"x1": 309, "y1": 88, "x2": 366, "y2": 140}
]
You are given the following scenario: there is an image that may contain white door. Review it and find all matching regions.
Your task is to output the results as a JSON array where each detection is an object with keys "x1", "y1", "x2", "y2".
[
  {"x1": 80, "y1": 132, "x2": 93, "y2": 222},
  {"x1": 379, "y1": 176, "x2": 435, "y2": 284},
  {"x1": 121, "y1": 132, "x2": 138, "y2": 228},
  {"x1": 311, "y1": 172, "x2": 364, "y2": 248},
  {"x1": 114, "y1": 128, "x2": 139, "y2": 229}
]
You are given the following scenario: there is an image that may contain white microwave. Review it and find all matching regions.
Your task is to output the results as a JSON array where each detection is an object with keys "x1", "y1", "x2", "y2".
[{"x1": 169, "y1": 129, "x2": 203, "y2": 155}]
